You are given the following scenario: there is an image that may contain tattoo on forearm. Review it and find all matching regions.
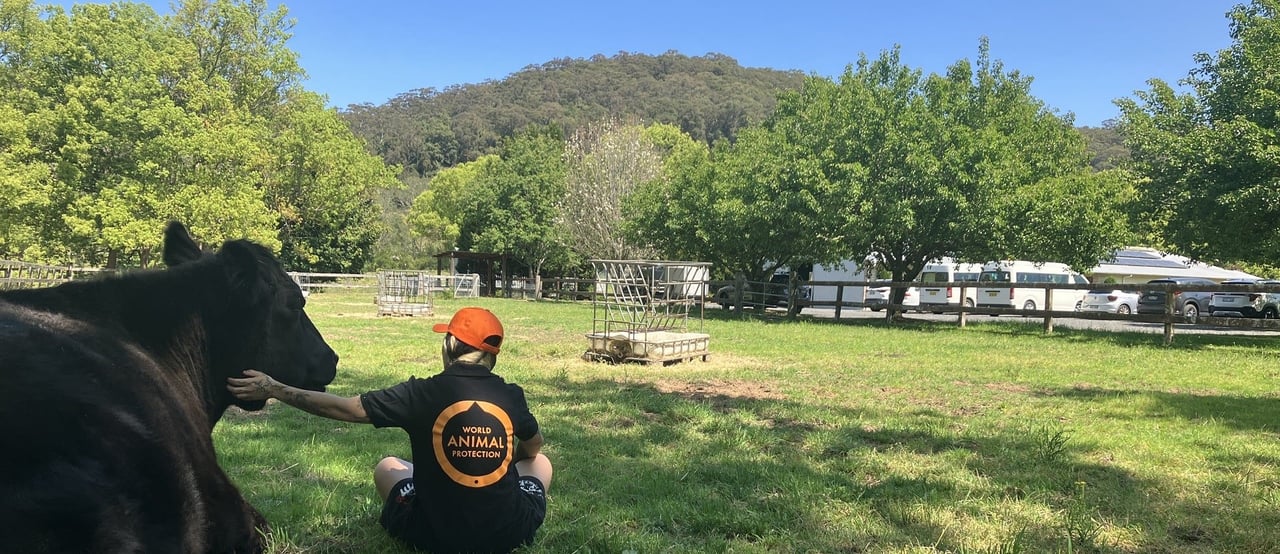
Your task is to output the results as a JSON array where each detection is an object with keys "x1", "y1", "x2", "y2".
[{"x1": 281, "y1": 388, "x2": 318, "y2": 412}]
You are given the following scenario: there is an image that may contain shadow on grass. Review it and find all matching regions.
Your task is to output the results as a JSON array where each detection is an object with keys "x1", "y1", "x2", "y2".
[
  {"x1": 1039, "y1": 385, "x2": 1280, "y2": 434},
  {"x1": 521, "y1": 376, "x2": 1276, "y2": 552}
]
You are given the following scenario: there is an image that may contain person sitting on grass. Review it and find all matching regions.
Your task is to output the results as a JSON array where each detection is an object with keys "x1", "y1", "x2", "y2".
[{"x1": 227, "y1": 307, "x2": 552, "y2": 553}]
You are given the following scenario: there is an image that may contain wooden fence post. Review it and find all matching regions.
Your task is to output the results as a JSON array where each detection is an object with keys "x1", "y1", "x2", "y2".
[
  {"x1": 1043, "y1": 286, "x2": 1054, "y2": 333},
  {"x1": 733, "y1": 274, "x2": 746, "y2": 316}
]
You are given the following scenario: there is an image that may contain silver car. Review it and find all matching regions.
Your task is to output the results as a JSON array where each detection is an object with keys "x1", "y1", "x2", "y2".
[{"x1": 1209, "y1": 279, "x2": 1280, "y2": 318}]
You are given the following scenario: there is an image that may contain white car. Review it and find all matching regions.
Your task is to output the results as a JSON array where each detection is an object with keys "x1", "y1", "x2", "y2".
[
  {"x1": 1210, "y1": 279, "x2": 1280, "y2": 318},
  {"x1": 1079, "y1": 289, "x2": 1140, "y2": 314},
  {"x1": 865, "y1": 283, "x2": 918, "y2": 311}
]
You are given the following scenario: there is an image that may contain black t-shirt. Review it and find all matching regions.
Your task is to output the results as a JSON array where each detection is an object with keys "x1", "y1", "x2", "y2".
[{"x1": 360, "y1": 362, "x2": 540, "y2": 551}]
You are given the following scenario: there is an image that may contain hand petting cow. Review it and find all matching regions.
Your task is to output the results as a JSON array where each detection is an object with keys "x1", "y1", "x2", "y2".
[{"x1": 0, "y1": 222, "x2": 338, "y2": 553}]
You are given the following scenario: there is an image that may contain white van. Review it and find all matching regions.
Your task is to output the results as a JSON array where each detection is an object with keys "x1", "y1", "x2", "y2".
[
  {"x1": 976, "y1": 261, "x2": 1089, "y2": 313},
  {"x1": 919, "y1": 259, "x2": 983, "y2": 308},
  {"x1": 808, "y1": 259, "x2": 876, "y2": 307}
]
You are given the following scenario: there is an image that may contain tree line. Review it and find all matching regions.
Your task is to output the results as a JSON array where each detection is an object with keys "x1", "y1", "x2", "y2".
[{"x1": 4, "y1": 0, "x2": 1276, "y2": 283}]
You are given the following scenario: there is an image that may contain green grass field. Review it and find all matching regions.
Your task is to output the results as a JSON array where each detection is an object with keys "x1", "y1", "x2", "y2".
[{"x1": 214, "y1": 288, "x2": 1280, "y2": 553}]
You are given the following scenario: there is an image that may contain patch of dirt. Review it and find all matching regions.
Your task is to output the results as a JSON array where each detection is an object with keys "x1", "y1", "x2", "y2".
[
  {"x1": 950, "y1": 380, "x2": 1036, "y2": 395},
  {"x1": 983, "y1": 382, "x2": 1032, "y2": 394},
  {"x1": 652, "y1": 378, "x2": 787, "y2": 402},
  {"x1": 222, "y1": 405, "x2": 272, "y2": 419}
]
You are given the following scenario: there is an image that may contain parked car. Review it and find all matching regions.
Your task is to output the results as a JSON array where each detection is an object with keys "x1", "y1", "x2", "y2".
[
  {"x1": 865, "y1": 283, "x2": 919, "y2": 312},
  {"x1": 714, "y1": 272, "x2": 811, "y2": 308},
  {"x1": 1210, "y1": 279, "x2": 1280, "y2": 318},
  {"x1": 1135, "y1": 277, "x2": 1216, "y2": 323},
  {"x1": 1079, "y1": 289, "x2": 1141, "y2": 314}
]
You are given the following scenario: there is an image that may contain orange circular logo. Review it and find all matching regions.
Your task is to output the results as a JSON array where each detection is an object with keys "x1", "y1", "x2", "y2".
[{"x1": 432, "y1": 401, "x2": 514, "y2": 487}]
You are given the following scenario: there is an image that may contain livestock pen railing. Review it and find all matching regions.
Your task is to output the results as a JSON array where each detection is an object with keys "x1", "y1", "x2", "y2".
[
  {"x1": 0, "y1": 260, "x2": 105, "y2": 290},
  {"x1": 289, "y1": 272, "x2": 485, "y2": 299}
]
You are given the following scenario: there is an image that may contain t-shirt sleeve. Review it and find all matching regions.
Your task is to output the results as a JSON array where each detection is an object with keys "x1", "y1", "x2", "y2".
[
  {"x1": 360, "y1": 377, "x2": 422, "y2": 429},
  {"x1": 510, "y1": 383, "x2": 539, "y2": 441}
]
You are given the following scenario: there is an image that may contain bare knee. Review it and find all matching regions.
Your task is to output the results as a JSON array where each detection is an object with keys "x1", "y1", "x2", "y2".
[
  {"x1": 374, "y1": 456, "x2": 414, "y2": 501},
  {"x1": 515, "y1": 453, "x2": 553, "y2": 492},
  {"x1": 376, "y1": 456, "x2": 411, "y2": 472}
]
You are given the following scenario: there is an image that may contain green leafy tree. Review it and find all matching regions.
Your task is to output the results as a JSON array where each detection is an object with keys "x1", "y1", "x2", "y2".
[
  {"x1": 24, "y1": 1, "x2": 225, "y2": 267},
  {"x1": 625, "y1": 121, "x2": 837, "y2": 284},
  {"x1": 0, "y1": 0, "x2": 278, "y2": 266},
  {"x1": 0, "y1": 103, "x2": 55, "y2": 260},
  {"x1": 405, "y1": 155, "x2": 502, "y2": 255},
  {"x1": 0, "y1": 0, "x2": 396, "y2": 270},
  {"x1": 771, "y1": 43, "x2": 1127, "y2": 303},
  {"x1": 172, "y1": 0, "x2": 302, "y2": 116},
  {"x1": 621, "y1": 124, "x2": 714, "y2": 265},
  {"x1": 410, "y1": 131, "x2": 573, "y2": 279},
  {"x1": 468, "y1": 129, "x2": 573, "y2": 279},
  {"x1": 264, "y1": 91, "x2": 400, "y2": 272},
  {"x1": 1116, "y1": 0, "x2": 1280, "y2": 264},
  {"x1": 0, "y1": 0, "x2": 57, "y2": 260}
]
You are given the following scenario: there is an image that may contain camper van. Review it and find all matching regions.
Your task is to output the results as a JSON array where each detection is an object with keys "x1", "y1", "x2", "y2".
[
  {"x1": 918, "y1": 259, "x2": 983, "y2": 308},
  {"x1": 976, "y1": 260, "x2": 1089, "y2": 313}
]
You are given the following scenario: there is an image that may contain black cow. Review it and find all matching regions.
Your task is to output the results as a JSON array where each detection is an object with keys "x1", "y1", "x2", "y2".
[{"x1": 0, "y1": 222, "x2": 338, "y2": 553}]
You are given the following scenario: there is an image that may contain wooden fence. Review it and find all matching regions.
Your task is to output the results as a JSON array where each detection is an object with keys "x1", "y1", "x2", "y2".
[
  {"x1": 752, "y1": 279, "x2": 1280, "y2": 345},
  {"x1": 5, "y1": 264, "x2": 1275, "y2": 345}
]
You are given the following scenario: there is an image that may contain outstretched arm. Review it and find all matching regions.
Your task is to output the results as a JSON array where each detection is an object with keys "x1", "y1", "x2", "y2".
[{"x1": 227, "y1": 369, "x2": 370, "y2": 423}]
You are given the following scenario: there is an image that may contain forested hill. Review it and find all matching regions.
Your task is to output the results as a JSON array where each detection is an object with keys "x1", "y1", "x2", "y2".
[{"x1": 339, "y1": 51, "x2": 806, "y2": 179}]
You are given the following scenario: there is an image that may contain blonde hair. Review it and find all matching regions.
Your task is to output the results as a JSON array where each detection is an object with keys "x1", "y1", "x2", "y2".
[{"x1": 442, "y1": 334, "x2": 496, "y2": 369}]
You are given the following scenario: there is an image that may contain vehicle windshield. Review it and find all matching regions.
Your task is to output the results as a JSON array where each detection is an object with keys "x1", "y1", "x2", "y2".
[{"x1": 979, "y1": 271, "x2": 1009, "y2": 283}]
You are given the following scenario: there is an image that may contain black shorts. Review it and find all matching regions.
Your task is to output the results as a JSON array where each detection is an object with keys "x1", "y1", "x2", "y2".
[
  {"x1": 516, "y1": 474, "x2": 548, "y2": 529},
  {"x1": 379, "y1": 476, "x2": 548, "y2": 551},
  {"x1": 380, "y1": 478, "x2": 429, "y2": 546}
]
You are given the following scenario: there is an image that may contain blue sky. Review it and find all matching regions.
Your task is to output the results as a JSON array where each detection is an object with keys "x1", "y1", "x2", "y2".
[{"x1": 82, "y1": 1, "x2": 1242, "y2": 127}]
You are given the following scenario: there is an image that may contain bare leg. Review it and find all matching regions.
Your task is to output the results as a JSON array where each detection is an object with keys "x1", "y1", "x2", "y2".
[
  {"x1": 514, "y1": 453, "x2": 554, "y2": 492},
  {"x1": 374, "y1": 456, "x2": 414, "y2": 501}
]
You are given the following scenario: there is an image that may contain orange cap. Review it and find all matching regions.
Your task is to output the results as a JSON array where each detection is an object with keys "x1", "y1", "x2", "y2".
[{"x1": 433, "y1": 307, "x2": 504, "y2": 354}]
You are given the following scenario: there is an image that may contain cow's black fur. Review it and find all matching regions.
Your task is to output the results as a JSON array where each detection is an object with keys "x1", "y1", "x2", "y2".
[{"x1": 0, "y1": 222, "x2": 338, "y2": 553}]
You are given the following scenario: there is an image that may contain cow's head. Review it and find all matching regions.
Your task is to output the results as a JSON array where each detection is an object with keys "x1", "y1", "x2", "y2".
[{"x1": 163, "y1": 222, "x2": 338, "y2": 415}]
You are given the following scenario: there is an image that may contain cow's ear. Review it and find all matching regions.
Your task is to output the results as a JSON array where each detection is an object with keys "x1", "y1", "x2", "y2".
[
  {"x1": 218, "y1": 241, "x2": 269, "y2": 303},
  {"x1": 162, "y1": 221, "x2": 203, "y2": 267}
]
